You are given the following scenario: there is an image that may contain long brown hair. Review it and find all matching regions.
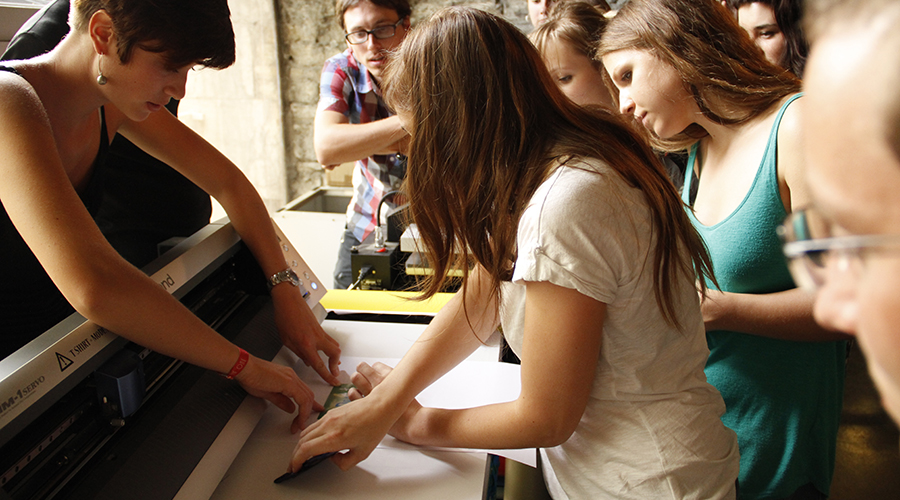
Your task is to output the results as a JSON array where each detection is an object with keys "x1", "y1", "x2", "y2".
[
  {"x1": 384, "y1": 6, "x2": 713, "y2": 328},
  {"x1": 597, "y1": 0, "x2": 800, "y2": 152}
]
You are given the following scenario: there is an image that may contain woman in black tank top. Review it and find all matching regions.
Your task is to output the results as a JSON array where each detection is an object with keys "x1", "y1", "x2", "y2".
[{"x1": 0, "y1": 1, "x2": 340, "y2": 431}]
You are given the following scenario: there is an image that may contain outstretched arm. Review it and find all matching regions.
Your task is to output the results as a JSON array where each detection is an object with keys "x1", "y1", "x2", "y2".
[
  {"x1": 291, "y1": 277, "x2": 605, "y2": 471},
  {"x1": 117, "y1": 107, "x2": 342, "y2": 384},
  {"x1": 0, "y1": 81, "x2": 320, "y2": 431},
  {"x1": 290, "y1": 266, "x2": 501, "y2": 471}
]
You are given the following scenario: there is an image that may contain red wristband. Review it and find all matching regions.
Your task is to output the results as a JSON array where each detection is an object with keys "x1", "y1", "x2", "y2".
[{"x1": 225, "y1": 348, "x2": 250, "y2": 379}]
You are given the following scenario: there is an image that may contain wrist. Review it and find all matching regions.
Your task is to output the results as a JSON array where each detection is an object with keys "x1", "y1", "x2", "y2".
[
  {"x1": 267, "y1": 267, "x2": 299, "y2": 290},
  {"x1": 224, "y1": 348, "x2": 250, "y2": 379}
]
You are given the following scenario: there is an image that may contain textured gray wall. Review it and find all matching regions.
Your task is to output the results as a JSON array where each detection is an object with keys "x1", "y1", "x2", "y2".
[{"x1": 274, "y1": 0, "x2": 530, "y2": 199}]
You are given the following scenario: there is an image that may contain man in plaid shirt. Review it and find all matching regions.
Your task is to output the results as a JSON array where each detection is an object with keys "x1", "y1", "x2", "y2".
[{"x1": 315, "y1": 0, "x2": 411, "y2": 289}]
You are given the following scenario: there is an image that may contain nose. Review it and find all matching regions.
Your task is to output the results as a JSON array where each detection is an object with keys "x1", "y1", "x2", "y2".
[
  {"x1": 365, "y1": 32, "x2": 383, "y2": 50},
  {"x1": 812, "y1": 259, "x2": 859, "y2": 335},
  {"x1": 618, "y1": 89, "x2": 635, "y2": 115},
  {"x1": 167, "y1": 71, "x2": 188, "y2": 101}
]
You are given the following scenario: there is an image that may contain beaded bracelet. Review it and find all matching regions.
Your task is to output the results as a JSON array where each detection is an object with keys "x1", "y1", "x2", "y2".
[{"x1": 225, "y1": 348, "x2": 250, "y2": 379}]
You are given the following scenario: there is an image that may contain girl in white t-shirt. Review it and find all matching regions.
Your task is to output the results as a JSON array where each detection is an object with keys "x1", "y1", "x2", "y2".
[{"x1": 291, "y1": 7, "x2": 739, "y2": 499}]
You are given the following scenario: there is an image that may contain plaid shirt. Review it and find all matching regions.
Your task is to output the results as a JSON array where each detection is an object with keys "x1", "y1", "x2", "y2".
[{"x1": 318, "y1": 50, "x2": 406, "y2": 242}]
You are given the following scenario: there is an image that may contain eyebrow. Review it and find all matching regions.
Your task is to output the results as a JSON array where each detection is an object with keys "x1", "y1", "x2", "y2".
[
  {"x1": 347, "y1": 18, "x2": 398, "y2": 32},
  {"x1": 753, "y1": 23, "x2": 779, "y2": 31}
]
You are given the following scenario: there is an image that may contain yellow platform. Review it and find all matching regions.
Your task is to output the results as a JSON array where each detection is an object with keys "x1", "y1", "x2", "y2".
[{"x1": 320, "y1": 289, "x2": 454, "y2": 316}]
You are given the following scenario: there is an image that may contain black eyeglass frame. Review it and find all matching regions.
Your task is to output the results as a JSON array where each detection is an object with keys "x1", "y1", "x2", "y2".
[{"x1": 345, "y1": 18, "x2": 406, "y2": 45}]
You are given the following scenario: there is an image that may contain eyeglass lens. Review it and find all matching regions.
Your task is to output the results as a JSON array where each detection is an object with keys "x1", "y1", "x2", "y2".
[
  {"x1": 346, "y1": 23, "x2": 398, "y2": 44},
  {"x1": 783, "y1": 209, "x2": 863, "y2": 291}
]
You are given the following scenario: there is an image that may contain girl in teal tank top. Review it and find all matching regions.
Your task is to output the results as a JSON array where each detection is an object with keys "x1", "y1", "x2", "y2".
[
  {"x1": 598, "y1": 1, "x2": 851, "y2": 498},
  {"x1": 683, "y1": 95, "x2": 846, "y2": 500}
]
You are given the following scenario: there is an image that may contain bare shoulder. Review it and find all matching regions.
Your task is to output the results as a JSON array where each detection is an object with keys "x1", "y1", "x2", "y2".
[
  {"x1": 777, "y1": 93, "x2": 804, "y2": 144},
  {"x1": 0, "y1": 69, "x2": 50, "y2": 128},
  {"x1": 775, "y1": 93, "x2": 808, "y2": 208}
]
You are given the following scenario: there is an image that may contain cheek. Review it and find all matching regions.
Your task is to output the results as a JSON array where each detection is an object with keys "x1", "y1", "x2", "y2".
[
  {"x1": 760, "y1": 38, "x2": 787, "y2": 64},
  {"x1": 855, "y1": 259, "x2": 900, "y2": 381}
]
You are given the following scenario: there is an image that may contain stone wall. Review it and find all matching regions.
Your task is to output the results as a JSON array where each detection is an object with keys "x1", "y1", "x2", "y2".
[{"x1": 180, "y1": 0, "x2": 616, "y2": 211}]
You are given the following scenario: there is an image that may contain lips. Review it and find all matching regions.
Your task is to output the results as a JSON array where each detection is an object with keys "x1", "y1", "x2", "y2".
[{"x1": 635, "y1": 112, "x2": 648, "y2": 129}]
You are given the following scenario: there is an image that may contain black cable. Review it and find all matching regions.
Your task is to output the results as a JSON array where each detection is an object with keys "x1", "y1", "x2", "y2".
[
  {"x1": 374, "y1": 189, "x2": 402, "y2": 247},
  {"x1": 347, "y1": 265, "x2": 375, "y2": 290}
]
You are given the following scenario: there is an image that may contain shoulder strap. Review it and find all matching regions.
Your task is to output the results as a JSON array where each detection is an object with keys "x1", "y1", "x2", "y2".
[{"x1": 0, "y1": 65, "x2": 23, "y2": 76}]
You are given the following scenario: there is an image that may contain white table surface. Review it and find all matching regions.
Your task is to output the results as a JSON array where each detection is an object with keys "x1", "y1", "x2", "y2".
[{"x1": 205, "y1": 319, "x2": 515, "y2": 500}]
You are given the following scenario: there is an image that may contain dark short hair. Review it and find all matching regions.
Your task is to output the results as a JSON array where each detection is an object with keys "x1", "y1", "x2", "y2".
[
  {"x1": 334, "y1": 0, "x2": 412, "y2": 30},
  {"x1": 73, "y1": 0, "x2": 235, "y2": 69}
]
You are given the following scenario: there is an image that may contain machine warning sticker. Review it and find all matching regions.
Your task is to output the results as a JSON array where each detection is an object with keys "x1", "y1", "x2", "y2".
[{"x1": 56, "y1": 352, "x2": 74, "y2": 372}]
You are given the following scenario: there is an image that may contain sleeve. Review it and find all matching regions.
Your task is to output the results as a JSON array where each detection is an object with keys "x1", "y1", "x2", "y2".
[
  {"x1": 317, "y1": 57, "x2": 351, "y2": 116},
  {"x1": 512, "y1": 167, "x2": 645, "y2": 305}
]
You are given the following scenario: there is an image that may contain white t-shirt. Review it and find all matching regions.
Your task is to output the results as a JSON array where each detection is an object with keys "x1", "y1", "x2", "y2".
[{"x1": 500, "y1": 159, "x2": 739, "y2": 499}]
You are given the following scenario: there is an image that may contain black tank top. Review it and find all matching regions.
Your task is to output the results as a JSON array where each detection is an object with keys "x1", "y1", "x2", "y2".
[{"x1": 0, "y1": 65, "x2": 110, "y2": 358}]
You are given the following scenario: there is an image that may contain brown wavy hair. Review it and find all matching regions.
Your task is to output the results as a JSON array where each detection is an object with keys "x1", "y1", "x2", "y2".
[
  {"x1": 597, "y1": 0, "x2": 800, "y2": 152},
  {"x1": 73, "y1": 0, "x2": 235, "y2": 69},
  {"x1": 383, "y1": 6, "x2": 714, "y2": 328}
]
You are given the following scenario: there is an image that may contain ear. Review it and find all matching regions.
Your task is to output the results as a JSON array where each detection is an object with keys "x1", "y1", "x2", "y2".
[{"x1": 88, "y1": 10, "x2": 116, "y2": 56}]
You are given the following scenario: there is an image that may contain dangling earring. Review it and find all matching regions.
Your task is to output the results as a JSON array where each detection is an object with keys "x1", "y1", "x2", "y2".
[
  {"x1": 97, "y1": 55, "x2": 108, "y2": 86},
  {"x1": 525, "y1": 14, "x2": 530, "y2": 23}
]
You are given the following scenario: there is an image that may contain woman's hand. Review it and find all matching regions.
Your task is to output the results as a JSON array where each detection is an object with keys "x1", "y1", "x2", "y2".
[
  {"x1": 289, "y1": 362, "x2": 413, "y2": 473},
  {"x1": 233, "y1": 355, "x2": 324, "y2": 434},
  {"x1": 350, "y1": 362, "x2": 423, "y2": 443},
  {"x1": 271, "y1": 285, "x2": 342, "y2": 386}
]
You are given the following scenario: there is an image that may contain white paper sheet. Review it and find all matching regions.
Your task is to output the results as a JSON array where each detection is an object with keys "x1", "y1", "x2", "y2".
[{"x1": 297, "y1": 355, "x2": 535, "y2": 468}]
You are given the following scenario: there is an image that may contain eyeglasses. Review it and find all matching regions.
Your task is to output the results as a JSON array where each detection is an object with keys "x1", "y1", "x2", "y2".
[
  {"x1": 345, "y1": 18, "x2": 405, "y2": 45},
  {"x1": 779, "y1": 208, "x2": 900, "y2": 292}
]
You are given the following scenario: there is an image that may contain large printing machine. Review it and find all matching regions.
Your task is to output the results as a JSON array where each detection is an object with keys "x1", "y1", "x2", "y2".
[{"x1": 0, "y1": 218, "x2": 512, "y2": 500}]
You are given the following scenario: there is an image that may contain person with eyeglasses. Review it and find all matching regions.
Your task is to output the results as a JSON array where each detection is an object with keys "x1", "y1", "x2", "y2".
[
  {"x1": 315, "y1": 0, "x2": 411, "y2": 290},
  {"x1": 782, "y1": 0, "x2": 900, "y2": 427}
]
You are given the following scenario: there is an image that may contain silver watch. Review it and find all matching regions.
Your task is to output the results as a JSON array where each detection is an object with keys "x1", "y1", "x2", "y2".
[{"x1": 267, "y1": 268, "x2": 299, "y2": 289}]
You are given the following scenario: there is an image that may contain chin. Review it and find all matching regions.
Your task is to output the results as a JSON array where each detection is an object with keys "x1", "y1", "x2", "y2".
[{"x1": 868, "y1": 360, "x2": 900, "y2": 427}]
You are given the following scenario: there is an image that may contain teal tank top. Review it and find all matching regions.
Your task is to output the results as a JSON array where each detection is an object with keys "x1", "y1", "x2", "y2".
[{"x1": 683, "y1": 94, "x2": 846, "y2": 499}]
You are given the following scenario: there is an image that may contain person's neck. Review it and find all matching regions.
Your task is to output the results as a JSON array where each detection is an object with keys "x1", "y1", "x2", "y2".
[
  {"x1": 29, "y1": 32, "x2": 109, "y2": 126},
  {"x1": 692, "y1": 115, "x2": 741, "y2": 175}
]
